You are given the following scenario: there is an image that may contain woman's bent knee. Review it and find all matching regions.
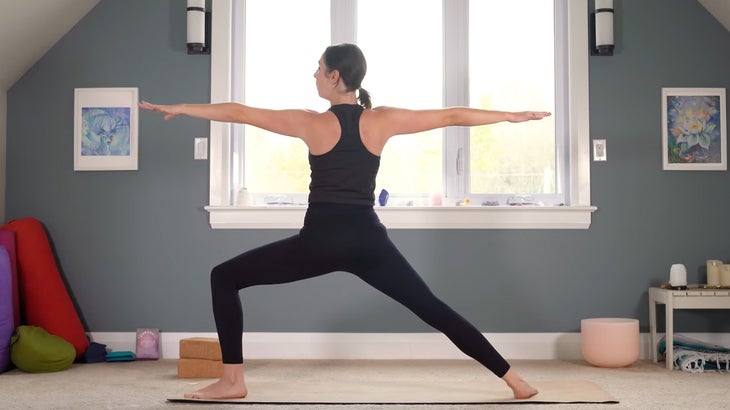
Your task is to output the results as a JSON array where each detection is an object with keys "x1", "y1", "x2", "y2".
[{"x1": 210, "y1": 263, "x2": 236, "y2": 290}]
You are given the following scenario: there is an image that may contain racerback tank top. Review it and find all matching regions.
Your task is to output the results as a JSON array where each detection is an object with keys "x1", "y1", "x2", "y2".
[{"x1": 308, "y1": 104, "x2": 380, "y2": 206}]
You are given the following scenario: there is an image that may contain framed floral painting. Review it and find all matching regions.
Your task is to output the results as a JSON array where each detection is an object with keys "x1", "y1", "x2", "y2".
[{"x1": 662, "y1": 87, "x2": 726, "y2": 171}]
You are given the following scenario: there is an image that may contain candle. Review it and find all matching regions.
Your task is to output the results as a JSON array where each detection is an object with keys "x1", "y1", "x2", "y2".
[
  {"x1": 707, "y1": 260, "x2": 722, "y2": 286},
  {"x1": 722, "y1": 265, "x2": 730, "y2": 287}
]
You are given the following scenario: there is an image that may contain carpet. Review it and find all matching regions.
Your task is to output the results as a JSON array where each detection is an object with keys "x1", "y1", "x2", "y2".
[{"x1": 169, "y1": 379, "x2": 618, "y2": 405}]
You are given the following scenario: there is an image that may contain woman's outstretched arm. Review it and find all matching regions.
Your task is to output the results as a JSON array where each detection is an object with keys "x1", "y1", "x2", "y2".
[
  {"x1": 372, "y1": 106, "x2": 551, "y2": 138},
  {"x1": 138, "y1": 101, "x2": 320, "y2": 139},
  {"x1": 138, "y1": 101, "x2": 246, "y2": 122}
]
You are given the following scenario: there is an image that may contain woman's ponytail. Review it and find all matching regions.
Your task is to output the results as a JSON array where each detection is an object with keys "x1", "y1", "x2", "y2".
[{"x1": 358, "y1": 87, "x2": 372, "y2": 110}]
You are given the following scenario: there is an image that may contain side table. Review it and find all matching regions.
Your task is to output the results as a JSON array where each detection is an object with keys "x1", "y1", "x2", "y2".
[{"x1": 648, "y1": 286, "x2": 730, "y2": 370}]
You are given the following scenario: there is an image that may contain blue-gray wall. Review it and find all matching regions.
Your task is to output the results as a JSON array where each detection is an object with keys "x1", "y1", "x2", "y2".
[{"x1": 6, "y1": 0, "x2": 730, "y2": 334}]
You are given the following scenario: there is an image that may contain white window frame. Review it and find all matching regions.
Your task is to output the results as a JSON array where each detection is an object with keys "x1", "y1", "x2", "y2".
[{"x1": 204, "y1": 0, "x2": 596, "y2": 229}]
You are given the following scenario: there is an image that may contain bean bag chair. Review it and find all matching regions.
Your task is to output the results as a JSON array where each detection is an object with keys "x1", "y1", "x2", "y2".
[
  {"x1": 1, "y1": 218, "x2": 89, "y2": 358},
  {"x1": 0, "y1": 246, "x2": 13, "y2": 373},
  {"x1": 10, "y1": 325, "x2": 75, "y2": 373}
]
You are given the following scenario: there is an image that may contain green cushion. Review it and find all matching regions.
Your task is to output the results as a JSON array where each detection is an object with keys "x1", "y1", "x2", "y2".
[{"x1": 10, "y1": 325, "x2": 75, "y2": 373}]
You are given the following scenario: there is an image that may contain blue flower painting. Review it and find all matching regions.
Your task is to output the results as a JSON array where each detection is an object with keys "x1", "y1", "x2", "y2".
[
  {"x1": 666, "y1": 95, "x2": 722, "y2": 164},
  {"x1": 81, "y1": 107, "x2": 131, "y2": 156}
]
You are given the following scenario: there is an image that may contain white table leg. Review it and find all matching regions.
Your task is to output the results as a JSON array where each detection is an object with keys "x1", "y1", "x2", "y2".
[
  {"x1": 665, "y1": 296, "x2": 674, "y2": 370},
  {"x1": 649, "y1": 289, "x2": 657, "y2": 363}
]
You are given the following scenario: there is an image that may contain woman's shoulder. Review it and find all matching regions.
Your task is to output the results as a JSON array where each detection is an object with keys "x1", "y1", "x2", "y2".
[
  {"x1": 370, "y1": 105, "x2": 395, "y2": 112},
  {"x1": 365, "y1": 105, "x2": 400, "y2": 119},
  {"x1": 365, "y1": 106, "x2": 419, "y2": 123},
  {"x1": 370, "y1": 106, "x2": 419, "y2": 116}
]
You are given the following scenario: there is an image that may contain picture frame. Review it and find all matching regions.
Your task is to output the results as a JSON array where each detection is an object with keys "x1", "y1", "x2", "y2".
[
  {"x1": 74, "y1": 87, "x2": 138, "y2": 171},
  {"x1": 662, "y1": 87, "x2": 726, "y2": 171}
]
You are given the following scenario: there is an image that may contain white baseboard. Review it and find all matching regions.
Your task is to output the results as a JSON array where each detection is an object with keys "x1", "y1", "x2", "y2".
[{"x1": 86, "y1": 332, "x2": 730, "y2": 361}]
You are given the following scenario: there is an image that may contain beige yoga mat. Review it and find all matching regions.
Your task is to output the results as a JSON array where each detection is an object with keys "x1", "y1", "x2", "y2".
[{"x1": 168, "y1": 379, "x2": 618, "y2": 405}]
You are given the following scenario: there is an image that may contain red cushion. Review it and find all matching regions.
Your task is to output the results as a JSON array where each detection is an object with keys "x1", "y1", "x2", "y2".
[
  {"x1": 1, "y1": 218, "x2": 88, "y2": 358},
  {"x1": 0, "y1": 230, "x2": 19, "y2": 327}
]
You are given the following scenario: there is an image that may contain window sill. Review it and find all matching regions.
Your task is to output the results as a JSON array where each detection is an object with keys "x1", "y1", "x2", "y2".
[{"x1": 204, "y1": 205, "x2": 598, "y2": 229}]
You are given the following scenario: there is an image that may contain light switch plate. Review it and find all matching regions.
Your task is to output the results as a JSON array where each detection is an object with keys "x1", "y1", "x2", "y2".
[
  {"x1": 194, "y1": 137, "x2": 208, "y2": 160},
  {"x1": 593, "y1": 139, "x2": 607, "y2": 161}
]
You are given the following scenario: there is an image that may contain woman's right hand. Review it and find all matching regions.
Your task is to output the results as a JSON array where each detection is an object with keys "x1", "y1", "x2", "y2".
[{"x1": 506, "y1": 111, "x2": 552, "y2": 123}]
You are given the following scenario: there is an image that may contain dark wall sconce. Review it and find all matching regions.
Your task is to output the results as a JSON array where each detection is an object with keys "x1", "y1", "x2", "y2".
[
  {"x1": 187, "y1": 0, "x2": 210, "y2": 54},
  {"x1": 591, "y1": 0, "x2": 614, "y2": 56}
]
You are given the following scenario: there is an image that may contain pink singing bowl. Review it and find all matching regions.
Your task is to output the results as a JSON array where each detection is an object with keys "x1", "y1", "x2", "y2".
[{"x1": 581, "y1": 318, "x2": 639, "y2": 368}]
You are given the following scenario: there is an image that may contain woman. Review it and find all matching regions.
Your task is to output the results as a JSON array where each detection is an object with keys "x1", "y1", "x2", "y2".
[{"x1": 139, "y1": 43, "x2": 549, "y2": 400}]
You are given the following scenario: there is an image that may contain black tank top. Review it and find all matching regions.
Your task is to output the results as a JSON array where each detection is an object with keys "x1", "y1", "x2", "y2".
[{"x1": 308, "y1": 104, "x2": 380, "y2": 206}]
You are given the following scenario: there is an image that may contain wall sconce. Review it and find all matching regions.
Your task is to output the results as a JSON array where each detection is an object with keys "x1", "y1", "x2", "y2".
[
  {"x1": 591, "y1": 0, "x2": 614, "y2": 56},
  {"x1": 187, "y1": 0, "x2": 210, "y2": 55}
]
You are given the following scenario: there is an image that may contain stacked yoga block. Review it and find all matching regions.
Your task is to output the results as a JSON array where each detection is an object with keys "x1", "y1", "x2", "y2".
[{"x1": 178, "y1": 337, "x2": 223, "y2": 378}]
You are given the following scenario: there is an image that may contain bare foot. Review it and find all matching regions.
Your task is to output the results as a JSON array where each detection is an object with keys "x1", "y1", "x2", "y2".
[
  {"x1": 502, "y1": 368, "x2": 538, "y2": 399},
  {"x1": 184, "y1": 363, "x2": 248, "y2": 400}
]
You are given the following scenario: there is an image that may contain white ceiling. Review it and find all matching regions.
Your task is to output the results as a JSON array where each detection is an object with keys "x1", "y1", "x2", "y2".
[
  {"x1": 0, "y1": 0, "x2": 728, "y2": 92},
  {"x1": 0, "y1": 0, "x2": 99, "y2": 90}
]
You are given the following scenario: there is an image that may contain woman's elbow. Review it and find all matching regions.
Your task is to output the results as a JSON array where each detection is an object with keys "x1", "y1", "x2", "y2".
[{"x1": 444, "y1": 108, "x2": 463, "y2": 126}]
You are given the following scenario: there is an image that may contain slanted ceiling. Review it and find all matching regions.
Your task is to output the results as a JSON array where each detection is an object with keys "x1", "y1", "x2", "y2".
[
  {"x1": 698, "y1": 0, "x2": 730, "y2": 32},
  {"x1": 0, "y1": 0, "x2": 100, "y2": 90}
]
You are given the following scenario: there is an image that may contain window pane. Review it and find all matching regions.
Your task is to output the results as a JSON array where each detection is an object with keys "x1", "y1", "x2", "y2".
[
  {"x1": 469, "y1": 0, "x2": 556, "y2": 195},
  {"x1": 242, "y1": 0, "x2": 330, "y2": 194},
  {"x1": 357, "y1": 0, "x2": 443, "y2": 199}
]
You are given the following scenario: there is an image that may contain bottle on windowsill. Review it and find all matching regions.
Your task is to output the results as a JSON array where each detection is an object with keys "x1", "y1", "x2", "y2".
[{"x1": 236, "y1": 188, "x2": 252, "y2": 206}]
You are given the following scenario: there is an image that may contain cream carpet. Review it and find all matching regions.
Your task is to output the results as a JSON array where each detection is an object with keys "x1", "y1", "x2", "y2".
[
  {"x1": 169, "y1": 379, "x2": 617, "y2": 405},
  {"x1": 2, "y1": 359, "x2": 729, "y2": 409}
]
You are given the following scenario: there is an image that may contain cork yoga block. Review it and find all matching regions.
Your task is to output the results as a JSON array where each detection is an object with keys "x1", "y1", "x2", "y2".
[
  {"x1": 179, "y1": 337, "x2": 222, "y2": 361},
  {"x1": 177, "y1": 358, "x2": 223, "y2": 378}
]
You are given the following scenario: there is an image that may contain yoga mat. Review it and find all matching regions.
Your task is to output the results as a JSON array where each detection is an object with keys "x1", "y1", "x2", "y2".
[{"x1": 169, "y1": 379, "x2": 618, "y2": 405}]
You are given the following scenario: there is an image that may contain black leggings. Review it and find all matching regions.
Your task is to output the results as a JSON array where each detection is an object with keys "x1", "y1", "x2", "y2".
[{"x1": 209, "y1": 203, "x2": 510, "y2": 377}]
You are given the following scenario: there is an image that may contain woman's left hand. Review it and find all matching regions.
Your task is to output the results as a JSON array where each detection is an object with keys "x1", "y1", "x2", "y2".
[{"x1": 138, "y1": 101, "x2": 183, "y2": 121}]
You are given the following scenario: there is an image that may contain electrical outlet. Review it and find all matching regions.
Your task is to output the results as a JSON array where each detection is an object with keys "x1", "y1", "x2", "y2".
[
  {"x1": 593, "y1": 139, "x2": 607, "y2": 161},
  {"x1": 194, "y1": 137, "x2": 208, "y2": 160}
]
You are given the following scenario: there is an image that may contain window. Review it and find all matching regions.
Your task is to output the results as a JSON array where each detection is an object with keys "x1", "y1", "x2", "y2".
[
  {"x1": 206, "y1": 0, "x2": 595, "y2": 229},
  {"x1": 467, "y1": 0, "x2": 558, "y2": 202},
  {"x1": 357, "y1": 0, "x2": 443, "y2": 202},
  {"x1": 233, "y1": 0, "x2": 329, "y2": 199}
]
